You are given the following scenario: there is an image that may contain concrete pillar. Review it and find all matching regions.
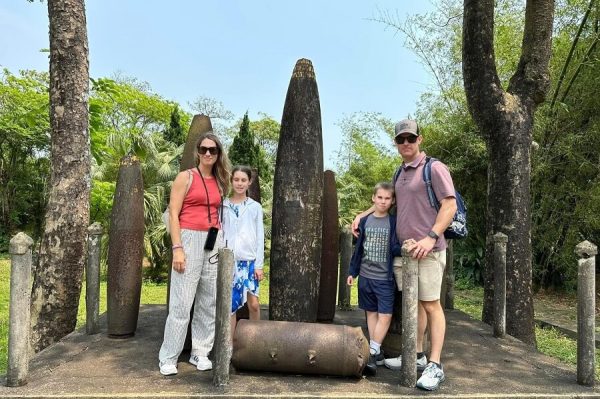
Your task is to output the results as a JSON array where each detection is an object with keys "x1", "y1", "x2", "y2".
[
  {"x1": 400, "y1": 244, "x2": 418, "y2": 387},
  {"x1": 576, "y1": 240, "x2": 597, "y2": 386},
  {"x1": 337, "y1": 227, "x2": 352, "y2": 311},
  {"x1": 7, "y1": 232, "x2": 33, "y2": 387},
  {"x1": 443, "y1": 240, "x2": 455, "y2": 309},
  {"x1": 213, "y1": 248, "x2": 235, "y2": 387},
  {"x1": 492, "y1": 232, "x2": 508, "y2": 338},
  {"x1": 86, "y1": 223, "x2": 103, "y2": 335}
]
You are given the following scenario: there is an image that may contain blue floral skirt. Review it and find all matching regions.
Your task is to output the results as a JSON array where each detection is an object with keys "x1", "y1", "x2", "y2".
[{"x1": 231, "y1": 260, "x2": 260, "y2": 314}]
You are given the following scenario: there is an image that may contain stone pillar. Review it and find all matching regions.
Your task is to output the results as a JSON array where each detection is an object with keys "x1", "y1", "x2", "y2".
[
  {"x1": 7, "y1": 232, "x2": 33, "y2": 387},
  {"x1": 400, "y1": 244, "x2": 419, "y2": 387},
  {"x1": 576, "y1": 240, "x2": 597, "y2": 386},
  {"x1": 492, "y1": 232, "x2": 508, "y2": 338},
  {"x1": 213, "y1": 248, "x2": 235, "y2": 387},
  {"x1": 443, "y1": 240, "x2": 455, "y2": 309},
  {"x1": 86, "y1": 223, "x2": 103, "y2": 335},
  {"x1": 337, "y1": 227, "x2": 352, "y2": 311}
]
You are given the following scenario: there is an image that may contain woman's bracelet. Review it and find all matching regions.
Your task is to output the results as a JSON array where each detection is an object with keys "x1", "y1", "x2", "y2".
[{"x1": 172, "y1": 244, "x2": 183, "y2": 251}]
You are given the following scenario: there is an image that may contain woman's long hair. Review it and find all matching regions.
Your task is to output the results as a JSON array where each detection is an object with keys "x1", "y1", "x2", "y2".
[{"x1": 194, "y1": 132, "x2": 231, "y2": 196}]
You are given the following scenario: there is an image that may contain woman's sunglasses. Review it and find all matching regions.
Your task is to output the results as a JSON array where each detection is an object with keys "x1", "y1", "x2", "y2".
[
  {"x1": 198, "y1": 146, "x2": 219, "y2": 155},
  {"x1": 394, "y1": 135, "x2": 418, "y2": 145}
]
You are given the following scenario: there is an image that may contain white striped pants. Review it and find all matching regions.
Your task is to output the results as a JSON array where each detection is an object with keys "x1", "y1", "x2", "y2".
[{"x1": 159, "y1": 229, "x2": 224, "y2": 365}]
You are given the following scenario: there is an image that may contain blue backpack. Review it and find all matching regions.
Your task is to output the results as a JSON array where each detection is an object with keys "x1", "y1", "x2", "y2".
[{"x1": 393, "y1": 156, "x2": 468, "y2": 239}]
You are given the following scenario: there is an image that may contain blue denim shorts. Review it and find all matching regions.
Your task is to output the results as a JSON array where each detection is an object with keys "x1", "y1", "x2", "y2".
[{"x1": 358, "y1": 276, "x2": 395, "y2": 314}]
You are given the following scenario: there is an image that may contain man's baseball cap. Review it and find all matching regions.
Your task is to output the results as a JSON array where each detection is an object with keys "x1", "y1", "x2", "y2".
[{"x1": 394, "y1": 119, "x2": 419, "y2": 137}]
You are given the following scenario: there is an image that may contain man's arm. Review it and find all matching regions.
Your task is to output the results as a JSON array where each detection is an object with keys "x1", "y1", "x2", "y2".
[{"x1": 411, "y1": 196, "x2": 457, "y2": 260}]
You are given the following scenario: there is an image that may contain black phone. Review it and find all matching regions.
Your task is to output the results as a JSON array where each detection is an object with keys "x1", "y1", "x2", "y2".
[{"x1": 204, "y1": 227, "x2": 219, "y2": 251}]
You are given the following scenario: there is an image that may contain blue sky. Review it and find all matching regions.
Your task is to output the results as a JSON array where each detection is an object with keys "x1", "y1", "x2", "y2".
[{"x1": 1, "y1": 1, "x2": 434, "y2": 169}]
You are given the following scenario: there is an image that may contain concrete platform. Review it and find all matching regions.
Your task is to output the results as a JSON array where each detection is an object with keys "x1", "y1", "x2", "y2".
[{"x1": 1, "y1": 304, "x2": 599, "y2": 398}]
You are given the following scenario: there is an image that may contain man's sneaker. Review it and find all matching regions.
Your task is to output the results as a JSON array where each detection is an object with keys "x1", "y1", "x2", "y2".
[
  {"x1": 384, "y1": 354, "x2": 428, "y2": 371},
  {"x1": 416, "y1": 362, "x2": 445, "y2": 391},
  {"x1": 189, "y1": 354, "x2": 212, "y2": 371},
  {"x1": 159, "y1": 362, "x2": 177, "y2": 376}
]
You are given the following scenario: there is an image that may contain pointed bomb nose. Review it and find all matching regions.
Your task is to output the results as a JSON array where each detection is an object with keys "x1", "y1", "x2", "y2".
[{"x1": 292, "y1": 58, "x2": 316, "y2": 79}]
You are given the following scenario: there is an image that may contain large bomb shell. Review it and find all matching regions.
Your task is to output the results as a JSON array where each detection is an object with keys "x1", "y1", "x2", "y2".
[
  {"x1": 107, "y1": 155, "x2": 144, "y2": 338},
  {"x1": 232, "y1": 320, "x2": 368, "y2": 377},
  {"x1": 317, "y1": 170, "x2": 339, "y2": 322},
  {"x1": 269, "y1": 59, "x2": 324, "y2": 322},
  {"x1": 248, "y1": 168, "x2": 261, "y2": 203},
  {"x1": 180, "y1": 114, "x2": 213, "y2": 171}
]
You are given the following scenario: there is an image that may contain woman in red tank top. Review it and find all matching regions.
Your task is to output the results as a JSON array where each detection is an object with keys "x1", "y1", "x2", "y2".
[{"x1": 158, "y1": 132, "x2": 231, "y2": 376}]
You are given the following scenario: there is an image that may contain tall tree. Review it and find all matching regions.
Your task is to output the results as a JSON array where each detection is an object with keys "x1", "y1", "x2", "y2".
[
  {"x1": 163, "y1": 106, "x2": 185, "y2": 146},
  {"x1": 462, "y1": 0, "x2": 554, "y2": 344},
  {"x1": 30, "y1": 0, "x2": 90, "y2": 352},
  {"x1": 228, "y1": 112, "x2": 264, "y2": 172}
]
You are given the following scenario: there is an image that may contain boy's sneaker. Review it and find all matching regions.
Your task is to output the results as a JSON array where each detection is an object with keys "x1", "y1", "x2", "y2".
[
  {"x1": 159, "y1": 362, "x2": 177, "y2": 376},
  {"x1": 384, "y1": 354, "x2": 428, "y2": 371},
  {"x1": 416, "y1": 362, "x2": 445, "y2": 391},
  {"x1": 189, "y1": 354, "x2": 213, "y2": 371},
  {"x1": 374, "y1": 349, "x2": 385, "y2": 366},
  {"x1": 364, "y1": 350, "x2": 384, "y2": 376}
]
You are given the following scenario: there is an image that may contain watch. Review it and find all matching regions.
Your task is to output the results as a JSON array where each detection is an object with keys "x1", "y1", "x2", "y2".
[{"x1": 428, "y1": 230, "x2": 439, "y2": 240}]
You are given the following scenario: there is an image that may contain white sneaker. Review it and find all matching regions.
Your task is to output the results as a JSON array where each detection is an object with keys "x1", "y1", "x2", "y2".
[
  {"x1": 189, "y1": 354, "x2": 212, "y2": 371},
  {"x1": 159, "y1": 362, "x2": 177, "y2": 376},
  {"x1": 383, "y1": 354, "x2": 428, "y2": 371},
  {"x1": 416, "y1": 362, "x2": 445, "y2": 391}
]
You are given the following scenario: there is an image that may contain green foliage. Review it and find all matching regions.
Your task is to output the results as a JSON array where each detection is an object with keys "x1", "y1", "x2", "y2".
[
  {"x1": 335, "y1": 112, "x2": 398, "y2": 227},
  {"x1": 228, "y1": 112, "x2": 262, "y2": 171},
  {"x1": 0, "y1": 69, "x2": 50, "y2": 249},
  {"x1": 163, "y1": 106, "x2": 185, "y2": 146}
]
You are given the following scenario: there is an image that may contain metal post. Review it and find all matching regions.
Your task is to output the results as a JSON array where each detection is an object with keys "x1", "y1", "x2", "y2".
[
  {"x1": 86, "y1": 223, "x2": 103, "y2": 335},
  {"x1": 7, "y1": 232, "x2": 33, "y2": 387},
  {"x1": 213, "y1": 247, "x2": 235, "y2": 387},
  {"x1": 576, "y1": 240, "x2": 597, "y2": 386},
  {"x1": 400, "y1": 244, "x2": 418, "y2": 387},
  {"x1": 492, "y1": 232, "x2": 508, "y2": 338},
  {"x1": 337, "y1": 227, "x2": 352, "y2": 310}
]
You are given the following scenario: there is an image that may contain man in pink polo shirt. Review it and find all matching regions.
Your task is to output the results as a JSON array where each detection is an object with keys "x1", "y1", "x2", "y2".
[{"x1": 352, "y1": 119, "x2": 457, "y2": 391}]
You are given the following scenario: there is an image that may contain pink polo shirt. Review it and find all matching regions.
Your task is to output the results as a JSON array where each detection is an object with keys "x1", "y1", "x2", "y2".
[{"x1": 394, "y1": 152, "x2": 455, "y2": 251}]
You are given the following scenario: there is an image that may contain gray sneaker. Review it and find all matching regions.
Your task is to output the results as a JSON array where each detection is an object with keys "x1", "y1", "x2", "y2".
[
  {"x1": 383, "y1": 354, "x2": 428, "y2": 371},
  {"x1": 416, "y1": 362, "x2": 445, "y2": 391}
]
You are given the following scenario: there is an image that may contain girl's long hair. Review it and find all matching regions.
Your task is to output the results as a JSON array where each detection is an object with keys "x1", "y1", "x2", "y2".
[{"x1": 194, "y1": 132, "x2": 231, "y2": 196}]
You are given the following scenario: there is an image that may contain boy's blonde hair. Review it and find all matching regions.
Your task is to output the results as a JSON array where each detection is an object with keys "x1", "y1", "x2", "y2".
[{"x1": 373, "y1": 182, "x2": 395, "y2": 196}]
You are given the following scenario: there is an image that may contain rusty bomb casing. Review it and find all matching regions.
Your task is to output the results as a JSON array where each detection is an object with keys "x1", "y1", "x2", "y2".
[
  {"x1": 232, "y1": 320, "x2": 369, "y2": 377},
  {"x1": 270, "y1": 58, "x2": 324, "y2": 322},
  {"x1": 107, "y1": 155, "x2": 144, "y2": 338}
]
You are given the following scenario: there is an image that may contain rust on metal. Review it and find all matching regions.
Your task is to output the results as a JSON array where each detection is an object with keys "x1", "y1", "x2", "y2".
[
  {"x1": 107, "y1": 154, "x2": 144, "y2": 338},
  {"x1": 232, "y1": 320, "x2": 368, "y2": 377}
]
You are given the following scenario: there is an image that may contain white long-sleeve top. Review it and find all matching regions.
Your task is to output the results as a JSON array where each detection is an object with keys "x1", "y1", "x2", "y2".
[{"x1": 222, "y1": 197, "x2": 265, "y2": 269}]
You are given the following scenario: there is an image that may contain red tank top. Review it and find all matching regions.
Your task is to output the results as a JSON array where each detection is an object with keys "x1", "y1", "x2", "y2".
[{"x1": 179, "y1": 170, "x2": 222, "y2": 231}]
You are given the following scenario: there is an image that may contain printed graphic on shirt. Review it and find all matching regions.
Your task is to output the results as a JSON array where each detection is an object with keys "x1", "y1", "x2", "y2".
[{"x1": 363, "y1": 226, "x2": 390, "y2": 263}]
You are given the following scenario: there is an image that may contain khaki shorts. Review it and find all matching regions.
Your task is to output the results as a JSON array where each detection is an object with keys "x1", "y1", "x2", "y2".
[{"x1": 393, "y1": 250, "x2": 446, "y2": 301}]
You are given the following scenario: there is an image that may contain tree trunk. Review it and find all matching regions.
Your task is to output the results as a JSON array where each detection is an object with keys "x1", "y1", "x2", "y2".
[
  {"x1": 30, "y1": 0, "x2": 90, "y2": 352},
  {"x1": 463, "y1": 0, "x2": 554, "y2": 345}
]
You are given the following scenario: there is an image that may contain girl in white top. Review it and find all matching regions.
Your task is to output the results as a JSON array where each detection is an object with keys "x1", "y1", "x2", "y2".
[{"x1": 223, "y1": 165, "x2": 265, "y2": 333}]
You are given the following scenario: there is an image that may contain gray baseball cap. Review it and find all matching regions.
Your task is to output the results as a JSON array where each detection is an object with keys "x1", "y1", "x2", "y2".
[{"x1": 394, "y1": 119, "x2": 419, "y2": 137}]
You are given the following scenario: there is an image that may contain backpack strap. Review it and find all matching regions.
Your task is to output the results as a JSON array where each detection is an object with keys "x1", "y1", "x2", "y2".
[
  {"x1": 392, "y1": 165, "x2": 402, "y2": 188},
  {"x1": 422, "y1": 156, "x2": 440, "y2": 211}
]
